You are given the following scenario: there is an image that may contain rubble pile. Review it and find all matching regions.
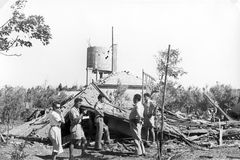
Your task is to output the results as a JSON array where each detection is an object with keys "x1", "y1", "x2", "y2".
[
  {"x1": 3, "y1": 81, "x2": 240, "y2": 151},
  {"x1": 3, "y1": 82, "x2": 129, "y2": 142},
  {"x1": 154, "y1": 93, "x2": 240, "y2": 149}
]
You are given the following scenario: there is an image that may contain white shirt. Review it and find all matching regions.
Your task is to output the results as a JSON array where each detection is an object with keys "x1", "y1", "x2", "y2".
[
  {"x1": 48, "y1": 111, "x2": 62, "y2": 126},
  {"x1": 144, "y1": 100, "x2": 155, "y2": 117},
  {"x1": 129, "y1": 101, "x2": 144, "y2": 120},
  {"x1": 94, "y1": 101, "x2": 105, "y2": 117}
]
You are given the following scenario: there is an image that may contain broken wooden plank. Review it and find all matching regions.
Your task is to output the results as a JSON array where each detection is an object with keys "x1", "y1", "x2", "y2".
[
  {"x1": 187, "y1": 133, "x2": 209, "y2": 141},
  {"x1": 199, "y1": 155, "x2": 213, "y2": 159},
  {"x1": 222, "y1": 128, "x2": 240, "y2": 137},
  {"x1": 203, "y1": 93, "x2": 233, "y2": 121},
  {"x1": 184, "y1": 129, "x2": 209, "y2": 136},
  {"x1": 226, "y1": 155, "x2": 240, "y2": 159},
  {"x1": 0, "y1": 133, "x2": 6, "y2": 143},
  {"x1": 219, "y1": 127, "x2": 223, "y2": 146}
]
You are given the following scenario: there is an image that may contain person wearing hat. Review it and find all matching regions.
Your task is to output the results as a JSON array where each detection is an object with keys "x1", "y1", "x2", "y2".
[
  {"x1": 69, "y1": 97, "x2": 88, "y2": 159},
  {"x1": 48, "y1": 101, "x2": 65, "y2": 160},
  {"x1": 94, "y1": 94, "x2": 111, "y2": 150}
]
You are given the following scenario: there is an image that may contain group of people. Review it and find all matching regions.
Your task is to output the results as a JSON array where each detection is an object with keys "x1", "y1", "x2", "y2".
[
  {"x1": 48, "y1": 92, "x2": 156, "y2": 159},
  {"x1": 48, "y1": 94, "x2": 110, "y2": 160}
]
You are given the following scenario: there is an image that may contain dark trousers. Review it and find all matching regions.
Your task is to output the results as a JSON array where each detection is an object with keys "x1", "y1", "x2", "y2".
[{"x1": 95, "y1": 117, "x2": 110, "y2": 149}]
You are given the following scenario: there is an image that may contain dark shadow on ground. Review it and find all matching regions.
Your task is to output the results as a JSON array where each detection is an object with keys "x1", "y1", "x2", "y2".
[
  {"x1": 35, "y1": 155, "x2": 68, "y2": 160},
  {"x1": 99, "y1": 150, "x2": 134, "y2": 157},
  {"x1": 36, "y1": 153, "x2": 110, "y2": 160},
  {"x1": 74, "y1": 153, "x2": 109, "y2": 160}
]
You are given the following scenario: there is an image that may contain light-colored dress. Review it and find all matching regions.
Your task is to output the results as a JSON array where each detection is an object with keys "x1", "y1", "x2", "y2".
[{"x1": 48, "y1": 111, "x2": 64, "y2": 154}]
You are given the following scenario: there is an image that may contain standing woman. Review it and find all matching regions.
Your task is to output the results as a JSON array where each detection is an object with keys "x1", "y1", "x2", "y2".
[{"x1": 48, "y1": 101, "x2": 65, "y2": 160}]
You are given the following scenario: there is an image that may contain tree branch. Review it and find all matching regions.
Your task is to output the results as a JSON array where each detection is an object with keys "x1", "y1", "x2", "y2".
[
  {"x1": 0, "y1": 19, "x2": 11, "y2": 29},
  {"x1": 0, "y1": 52, "x2": 21, "y2": 56},
  {"x1": 8, "y1": 36, "x2": 19, "y2": 49}
]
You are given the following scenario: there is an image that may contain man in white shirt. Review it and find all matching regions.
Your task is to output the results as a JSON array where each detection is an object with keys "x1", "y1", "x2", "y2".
[{"x1": 129, "y1": 94, "x2": 145, "y2": 156}]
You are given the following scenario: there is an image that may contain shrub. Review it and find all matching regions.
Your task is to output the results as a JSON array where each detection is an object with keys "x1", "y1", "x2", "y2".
[
  {"x1": 1, "y1": 86, "x2": 26, "y2": 124},
  {"x1": 11, "y1": 141, "x2": 28, "y2": 160},
  {"x1": 209, "y1": 83, "x2": 238, "y2": 112}
]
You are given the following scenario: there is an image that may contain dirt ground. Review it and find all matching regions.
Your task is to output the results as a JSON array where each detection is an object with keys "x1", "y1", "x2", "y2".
[
  {"x1": 0, "y1": 138, "x2": 157, "y2": 160},
  {"x1": 1, "y1": 138, "x2": 240, "y2": 160}
]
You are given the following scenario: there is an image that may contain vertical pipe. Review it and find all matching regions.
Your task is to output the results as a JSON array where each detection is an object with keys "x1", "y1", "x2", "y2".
[
  {"x1": 142, "y1": 69, "x2": 144, "y2": 103},
  {"x1": 159, "y1": 44, "x2": 171, "y2": 159},
  {"x1": 86, "y1": 68, "x2": 88, "y2": 86},
  {"x1": 112, "y1": 26, "x2": 114, "y2": 73},
  {"x1": 96, "y1": 69, "x2": 98, "y2": 81}
]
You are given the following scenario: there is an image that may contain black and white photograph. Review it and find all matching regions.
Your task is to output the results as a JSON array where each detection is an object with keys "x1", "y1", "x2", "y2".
[{"x1": 0, "y1": 0, "x2": 240, "y2": 159}]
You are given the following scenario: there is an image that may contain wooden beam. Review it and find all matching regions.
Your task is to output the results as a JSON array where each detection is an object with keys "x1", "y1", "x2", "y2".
[
  {"x1": 203, "y1": 93, "x2": 233, "y2": 121},
  {"x1": 142, "y1": 69, "x2": 144, "y2": 103},
  {"x1": 0, "y1": 133, "x2": 6, "y2": 143},
  {"x1": 219, "y1": 127, "x2": 223, "y2": 146},
  {"x1": 159, "y1": 44, "x2": 171, "y2": 159},
  {"x1": 98, "y1": 84, "x2": 146, "y2": 90},
  {"x1": 226, "y1": 155, "x2": 240, "y2": 159}
]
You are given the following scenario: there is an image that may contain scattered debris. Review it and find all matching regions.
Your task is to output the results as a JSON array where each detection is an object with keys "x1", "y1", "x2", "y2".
[
  {"x1": 199, "y1": 155, "x2": 213, "y2": 159},
  {"x1": 226, "y1": 155, "x2": 240, "y2": 159},
  {"x1": 0, "y1": 133, "x2": 6, "y2": 143},
  {"x1": 2, "y1": 80, "x2": 240, "y2": 160}
]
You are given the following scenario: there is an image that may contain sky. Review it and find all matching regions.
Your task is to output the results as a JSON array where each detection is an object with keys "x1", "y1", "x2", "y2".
[{"x1": 0, "y1": 0, "x2": 239, "y2": 89}]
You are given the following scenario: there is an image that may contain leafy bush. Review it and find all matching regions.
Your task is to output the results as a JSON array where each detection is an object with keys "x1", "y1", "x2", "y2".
[
  {"x1": 28, "y1": 86, "x2": 57, "y2": 109},
  {"x1": 20, "y1": 109, "x2": 32, "y2": 122},
  {"x1": 0, "y1": 85, "x2": 67, "y2": 124},
  {"x1": 1, "y1": 86, "x2": 26, "y2": 124},
  {"x1": 209, "y1": 83, "x2": 238, "y2": 112},
  {"x1": 11, "y1": 141, "x2": 28, "y2": 160},
  {"x1": 150, "y1": 81, "x2": 238, "y2": 120}
]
